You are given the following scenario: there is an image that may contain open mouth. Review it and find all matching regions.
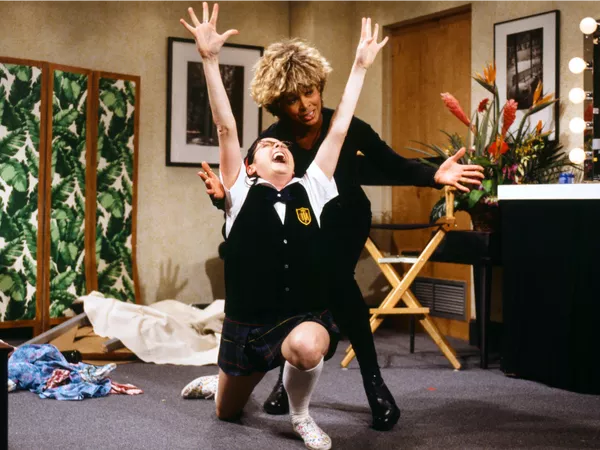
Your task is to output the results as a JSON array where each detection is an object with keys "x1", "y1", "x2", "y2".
[
  {"x1": 302, "y1": 111, "x2": 315, "y2": 121},
  {"x1": 272, "y1": 151, "x2": 286, "y2": 163}
]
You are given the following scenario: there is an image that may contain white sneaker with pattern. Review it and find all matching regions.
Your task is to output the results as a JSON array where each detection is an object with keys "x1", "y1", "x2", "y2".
[
  {"x1": 292, "y1": 416, "x2": 332, "y2": 450},
  {"x1": 181, "y1": 374, "x2": 219, "y2": 400}
]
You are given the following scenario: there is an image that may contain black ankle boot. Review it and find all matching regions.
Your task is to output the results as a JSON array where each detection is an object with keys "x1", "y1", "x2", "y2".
[
  {"x1": 263, "y1": 366, "x2": 289, "y2": 415},
  {"x1": 363, "y1": 373, "x2": 401, "y2": 431}
]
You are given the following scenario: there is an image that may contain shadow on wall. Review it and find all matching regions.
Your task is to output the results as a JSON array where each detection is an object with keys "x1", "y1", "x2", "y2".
[
  {"x1": 204, "y1": 240, "x2": 226, "y2": 302},
  {"x1": 205, "y1": 255, "x2": 225, "y2": 302},
  {"x1": 155, "y1": 259, "x2": 189, "y2": 302}
]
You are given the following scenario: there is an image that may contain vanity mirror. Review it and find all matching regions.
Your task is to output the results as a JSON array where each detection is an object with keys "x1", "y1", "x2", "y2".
[{"x1": 579, "y1": 19, "x2": 599, "y2": 180}]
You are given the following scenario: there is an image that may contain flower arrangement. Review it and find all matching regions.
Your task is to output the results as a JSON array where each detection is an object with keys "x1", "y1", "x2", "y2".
[{"x1": 411, "y1": 63, "x2": 577, "y2": 229}]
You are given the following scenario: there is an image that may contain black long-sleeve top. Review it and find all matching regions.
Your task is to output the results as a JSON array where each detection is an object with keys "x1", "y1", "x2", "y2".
[{"x1": 259, "y1": 107, "x2": 440, "y2": 213}]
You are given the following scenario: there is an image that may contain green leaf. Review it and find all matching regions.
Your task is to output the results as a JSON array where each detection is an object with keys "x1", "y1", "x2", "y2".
[
  {"x1": 51, "y1": 175, "x2": 75, "y2": 205},
  {"x1": 54, "y1": 108, "x2": 79, "y2": 127},
  {"x1": 101, "y1": 87, "x2": 126, "y2": 119},
  {"x1": 50, "y1": 269, "x2": 77, "y2": 290},
  {"x1": 0, "y1": 160, "x2": 28, "y2": 192},
  {"x1": 405, "y1": 146, "x2": 438, "y2": 158},
  {"x1": 97, "y1": 259, "x2": 122, "y2": 287},
  {"x1": 409, "y1": 140, "x2": 449, "y2": 159},
  {"x1": 0, "y1": 238, "x2": 24, "y2": 267},
  {"x1": 101, "y1": 90, "x2": 116, "y2": 107},
  {"x1": 482, "y1": 179, "x2": 493, "y2": 194},
  {"x1": 472, "y1": 77, "x2": 496, "y2": 94},
  {"x1": 0, "y1": 129, "x2": 26, "y2": 158},
  {"x1": 122, "y1": 275, "x2": 135, "y2": 302},
  {"x1": 20, "y1": 218, "x2": 38, "y2": 257},
  {"x1": 99, "y1": 189, "x2": 124, "y2": 218},
  {"x1": 23, "y1": 255, "x2": 38, "y2": 287},
  {"x1": 418, "y1": 158, "x2": 440, "y2": 168},
  {"x1": 97, "y1": 160, "x2": 121, "y2": 190},
  {"x1": 23, "y1": 110, "x2": 40, "y2": 148},
  {"x1": 59, "y1": 77, "x2": 76, "y2": 103},
  {"x1": 0, "y1": 272, "x2": 26, "y2": 301},
  {"x1": 58, "y1": 241, "x2": 79, "y2": 266},
  {"x1": 467, "y1": 189, "x2": 485, "y2": 208},
  {"x1": 125, "y1": 81, "x2": 136, "y2": 106},
  {"x1": 70, "y1": 80, "x2": 82, "y2": 101},
  {"x1": 52, "y1": 208, "x2": 69, "y2": 220},
  {"x1": 14, "y1": 66, "x2": 32, "y2": 83},
  {"x1": 528, "y1": 99, "x2": 558, "y2": 116}
]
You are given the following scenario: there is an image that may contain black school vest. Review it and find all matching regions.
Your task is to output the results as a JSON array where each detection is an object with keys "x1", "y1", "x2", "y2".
[{"x1": 223, "y1": 182, "x2": 328, "y2": 323}]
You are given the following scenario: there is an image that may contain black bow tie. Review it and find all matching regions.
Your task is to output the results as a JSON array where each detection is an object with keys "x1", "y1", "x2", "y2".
[{"x1": 265, "y1": 186, "x2": 294, "y2": 204}]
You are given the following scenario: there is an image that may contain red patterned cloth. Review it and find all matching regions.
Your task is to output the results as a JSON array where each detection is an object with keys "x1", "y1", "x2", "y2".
[
  {"x1": 45, "y1": 369, "x2": 71, "y2": 389},
  {"x1": 110, "y1": 382, "x2": 143, "y2": 395}
]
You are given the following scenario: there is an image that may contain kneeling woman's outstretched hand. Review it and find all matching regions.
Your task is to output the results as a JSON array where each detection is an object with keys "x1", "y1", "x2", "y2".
[{"x1": 180, "y1": 2, "x2": 239, "y2": 59}]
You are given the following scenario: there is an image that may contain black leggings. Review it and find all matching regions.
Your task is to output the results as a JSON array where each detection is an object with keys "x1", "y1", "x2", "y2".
[{"x1": 321, "y1": 200, "x2": 380, "y2": 378}]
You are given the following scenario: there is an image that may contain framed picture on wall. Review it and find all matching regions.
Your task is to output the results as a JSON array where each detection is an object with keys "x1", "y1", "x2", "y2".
[
  {"x1": 166, "y1": 37, "x2": 263, "y2": 167},
  {"x1": 494, "y1": 10, "x2": 560, "y2": 140}
]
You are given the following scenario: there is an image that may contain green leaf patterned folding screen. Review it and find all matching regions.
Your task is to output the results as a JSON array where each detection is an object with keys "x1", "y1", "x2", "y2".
[
  {"x1": 0, "y1": 59, "x2": 140, "y2": 331},
  {"x1": 46, "y1": 66, "x2": 92, "y2": 319},
  {"x1": 93, "y1": 73, "x2": 139, "y2": 303},
  {"x1": 0, "y1": 58, "x2": 45, "y2": 325}
]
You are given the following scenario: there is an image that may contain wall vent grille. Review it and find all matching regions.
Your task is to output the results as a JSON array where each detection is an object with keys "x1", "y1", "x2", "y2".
[{"x1": 412, "y1": 277, "x2": 466, "y2": 320}]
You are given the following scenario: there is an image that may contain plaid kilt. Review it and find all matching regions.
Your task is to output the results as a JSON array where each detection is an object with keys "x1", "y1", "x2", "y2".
[{"x1": 218, "y1": 310, "x2": 340, "y2": 376}]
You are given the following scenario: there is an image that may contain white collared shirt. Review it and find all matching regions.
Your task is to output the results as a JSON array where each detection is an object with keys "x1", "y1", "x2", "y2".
[{"x1": 222, "y1": 160, "x2": 338, "y2": 238}]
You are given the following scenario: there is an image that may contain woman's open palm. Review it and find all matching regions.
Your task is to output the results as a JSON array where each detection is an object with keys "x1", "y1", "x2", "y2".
[
  {"x1": 355, "y1": 18, "x2": 388, "y2": 69},
  {"x1": 180, "y1": 2, "x2": 238, "y2": 59}
]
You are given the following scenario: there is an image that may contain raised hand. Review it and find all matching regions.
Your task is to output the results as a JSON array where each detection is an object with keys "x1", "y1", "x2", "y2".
[
  {"x1": 197, "y1": 161, "x2": 225, "y2": 200},
  {"x1": 355, "y1": 18, "x2": 389, "y2": 70},
  {"x1": 180, "y1": 2, "x2": 238, "y2": 59},
  {"x1": 434, "y1": 147, "x2": 485, "y2": 192}
]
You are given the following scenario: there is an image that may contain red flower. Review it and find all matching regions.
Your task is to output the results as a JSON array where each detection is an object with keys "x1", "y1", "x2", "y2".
[
  {"x1": 478, "y1": 98, "x2": 490, "y2": 112},
  {"x1": 441, "y1": 93, "x2": 471, "y2": 127},
  {"x1": 488, "y1": 137, "x2": 509, "y2": 157},
  {"x1": 501, "y1": 99, "x2": 518, "y2": 137}
]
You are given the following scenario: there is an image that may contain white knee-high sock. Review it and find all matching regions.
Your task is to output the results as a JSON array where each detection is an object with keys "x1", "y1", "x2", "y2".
[{"x1": 283, "y1": 358, "x2": 324, "y2": 423}]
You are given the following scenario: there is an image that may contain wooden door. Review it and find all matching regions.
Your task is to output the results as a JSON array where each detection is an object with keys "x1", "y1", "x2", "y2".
[{"x1": 390, "y1": 7, "x2": 472, "y2": 339}]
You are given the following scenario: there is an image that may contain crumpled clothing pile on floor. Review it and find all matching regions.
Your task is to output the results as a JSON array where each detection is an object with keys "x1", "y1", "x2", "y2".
[{"x1": 8, "y1": 344, "x2": 143, "y2": 400}]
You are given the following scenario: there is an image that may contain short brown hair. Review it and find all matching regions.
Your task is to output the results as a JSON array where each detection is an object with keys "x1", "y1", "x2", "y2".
[{"x1": 251, "y1": 39, "x2": 332, "y2": 117}]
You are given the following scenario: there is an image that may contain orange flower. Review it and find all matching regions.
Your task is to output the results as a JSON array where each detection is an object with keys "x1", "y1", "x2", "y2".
[
  {"x1": 532, "y1": 81, "x2": 554, "y2": 106},
  {"x1": 478, "y1": 98, "x2": 490, "y2": 112},
  {"x1": 475, "y1": 62, "x2": 496, "y2": 85},
  {"x1": 441, "y1": 93, "x2": 471, "y2": 127},
  {"x1": 488, "y1": 136, "x2": 509, "y2": 158},
  {"x1": 501, "y1": 99, "x2": 518, "y2": 136},
  {"x1": 535, "y1": 120, "x2": 543, "y2": 135}
]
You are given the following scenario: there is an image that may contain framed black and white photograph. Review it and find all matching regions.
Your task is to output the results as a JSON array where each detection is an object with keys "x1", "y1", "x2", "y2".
[
  {"x1": 166, "y1": 37, "x2": 263, "y2": 167},
  {"x1": 494, "y1": 10, "x2": 560, "y2": 140}
]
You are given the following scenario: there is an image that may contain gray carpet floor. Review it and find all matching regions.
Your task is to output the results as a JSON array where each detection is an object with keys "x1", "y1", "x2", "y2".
[{"x1": 7, "y1": 330, "x2": 600, "y2": 449}]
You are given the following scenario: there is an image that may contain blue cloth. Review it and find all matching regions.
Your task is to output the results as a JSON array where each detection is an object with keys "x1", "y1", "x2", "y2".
[{"x1": 8, "y1": 344, "x2": 114, "y2": 400}]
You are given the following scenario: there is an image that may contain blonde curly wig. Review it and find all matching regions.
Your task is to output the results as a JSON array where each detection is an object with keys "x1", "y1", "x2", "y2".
[{"x1": 251, "y1": 39, "x2": 333, "y2": 117}]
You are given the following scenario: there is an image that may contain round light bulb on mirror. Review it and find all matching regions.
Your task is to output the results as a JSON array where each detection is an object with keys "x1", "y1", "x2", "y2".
[
  {"x1": 569, "y1": 57, "x2": 588, "y2": 74},
  {"x1": 580, "y1": 17, "x2": 598, "y2": 35},
  {"x1": 569, "y1": 87, "x2": 587, "y2": 104},
  {"x1": 569, "y1": 117, "x2": 587, "y2": 133},
  {"x1": 569, "y1": 148, "x2": 586, "y2": 164}
]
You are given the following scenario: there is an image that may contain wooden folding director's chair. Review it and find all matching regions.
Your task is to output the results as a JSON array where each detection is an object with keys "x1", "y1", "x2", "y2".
[{"x1": 341, "y1": 186, "x2": 461, "y2": 370}]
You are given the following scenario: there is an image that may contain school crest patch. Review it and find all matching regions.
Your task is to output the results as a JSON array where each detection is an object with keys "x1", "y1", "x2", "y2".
[{"x1": 296, "y1": 207, "x2": 312, "y2": 226}]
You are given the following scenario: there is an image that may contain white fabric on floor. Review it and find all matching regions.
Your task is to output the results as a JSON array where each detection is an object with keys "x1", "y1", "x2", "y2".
[{"x1": 82, "y1": 292, "x2": 224, "y2": 366}]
